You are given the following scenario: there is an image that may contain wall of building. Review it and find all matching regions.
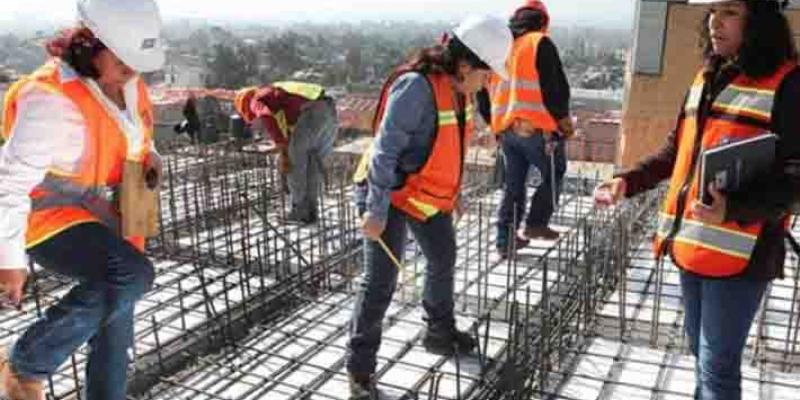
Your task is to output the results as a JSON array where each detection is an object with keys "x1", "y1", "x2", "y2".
[{"x1": 619, "y1": 1, "x2": 800, "y2": 168}]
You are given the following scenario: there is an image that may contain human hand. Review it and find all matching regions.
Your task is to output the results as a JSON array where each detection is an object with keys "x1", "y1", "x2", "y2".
[
  {"x1": 361, "y1": 212, "x2": 387, "y2": 241},
  {"x1": 144, "y1": 151, "x2": 163, "y2": 190},
  {"x1": 594, "y1": 178, "x2": 627, "y2": 207},
  {"x1": 690, "y1": 183, "x2": 726, "y2": 225},
  {"x1": 0, "y1": 269, "x2": 27, "y2": 309}
]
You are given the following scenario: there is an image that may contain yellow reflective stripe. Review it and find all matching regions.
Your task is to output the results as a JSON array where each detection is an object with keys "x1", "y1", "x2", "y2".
[
  {"x1": 726, "y1": 84, "x2": 774, "y2": 96},
  {"x1": 271, "y1": 81, "x2": 324, "y2": 100},
  {"x1": 713, "y1": 85, "x2": 775, "y2": 119},
  {"x1": 438, "y1": 106, "x2": 473, "y2": 126},
  {"x1": 407, "y1": 197, "x2": 440, "y2": 218},
  {"x1": 658, "y1": 213, "x2": 757, "y2": 259},
  {"x1": 439, "y1": 110, "x2": 458, "y2": 126},
  {"x1": 275, "y1": 111, "x2": 291, "y2": 137},
  {"x1": 671, "y1": 236, "x2": 751, "y2": 259}
]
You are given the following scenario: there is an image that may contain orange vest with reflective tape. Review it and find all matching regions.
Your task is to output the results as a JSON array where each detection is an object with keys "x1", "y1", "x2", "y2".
[
  {"x1": 389, "y1": 73, "x2": 473, "y2": 221},
  {"x1": 489, "y1": 31, "x2": 558, "y2": 134},
  {"x1": 2, "y1": 61, "x2": 154, "y2": 251},
  {"x1": 654, "y1": 63, "x2": 796, "y2": 277}
]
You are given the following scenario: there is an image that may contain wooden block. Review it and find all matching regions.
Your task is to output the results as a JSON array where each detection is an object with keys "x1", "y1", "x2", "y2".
[{"x1": 120, "y1": 160, "x2": 160, "y2": 238}]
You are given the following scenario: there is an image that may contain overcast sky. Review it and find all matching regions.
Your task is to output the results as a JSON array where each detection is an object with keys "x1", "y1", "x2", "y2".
[{"x1": 0, "y1": 0, "x2": 636, "y2": 28}]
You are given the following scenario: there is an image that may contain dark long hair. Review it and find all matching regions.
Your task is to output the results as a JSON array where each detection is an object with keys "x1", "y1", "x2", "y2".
[
  {"x1": 45, "y1": 27, "x2": 107, "y2": 79},
  {"x1": 398, "y1": 35, "x2": 489, "y2": 76},
  {"x1": 701, "y1": 0, "x2": 797, "y2": 78}
]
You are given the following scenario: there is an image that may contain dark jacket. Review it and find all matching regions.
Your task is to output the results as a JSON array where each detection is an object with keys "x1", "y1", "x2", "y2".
[{"x1": 618, "y1": 60, "x2": 800, "y2": 280}]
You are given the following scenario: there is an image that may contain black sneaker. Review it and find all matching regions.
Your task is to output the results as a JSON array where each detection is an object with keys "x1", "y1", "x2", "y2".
[
  {"x1": 422, "y1": 327, "x2": 477, "y2": 356},
  {"x1": 348, "y1": 373, "x2": 378, "y2": 400}
]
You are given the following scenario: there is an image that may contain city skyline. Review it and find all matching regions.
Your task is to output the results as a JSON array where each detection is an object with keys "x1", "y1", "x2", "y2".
[{"x1": 0, "y1": 0, "x2": 636, "y2": 31}]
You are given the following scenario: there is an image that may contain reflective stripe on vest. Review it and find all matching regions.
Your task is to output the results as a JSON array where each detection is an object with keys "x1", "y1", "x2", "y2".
[
  {"x1": 712, "y1": 84, "x2": 775, "y2": 121},
  {"x1": 489, "y1": 31, "x2": 558, "y2": 134},
  {"x1": 272, "y1": 81, "x2": 324, "y2": 101},
  {"x1": 2, "y1": 61, "x2": 153, "y2": 250},
  {"x1": 657, "y1": 214, "x2": 757, "y2": 259},
  {"x1": 655, "y1": 62, "x2": 796, "y2": 277}
]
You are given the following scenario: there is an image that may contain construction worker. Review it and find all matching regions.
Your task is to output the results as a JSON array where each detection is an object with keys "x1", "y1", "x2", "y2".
[
  {"x1": 347, "y1": 15, "x2": 513, "y2": 399},
  {"x1": 595, "y1": 1, "x2": 800, "y2": 398},
  {"x1": 174, "y1": 94, "x2": 201, "y2": 144},
  {"x1": 486, "y1": 0, "x2": 575, "y2": 259},
  {"x1": 0, "y1": 0, "x2": 164, "y2": 398},
  {"x1": 234, "y1": 81, "x2": 338, "y2": 225}
]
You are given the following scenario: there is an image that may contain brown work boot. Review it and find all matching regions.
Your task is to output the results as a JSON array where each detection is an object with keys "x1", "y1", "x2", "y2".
[
  {"x1": 496, "y1": 236, "x2": 530, "y2": 260},
  {"x1": 523, "y1": 226, "x2": 560, "y2": 241},
  {"x1": 0, "y1": 350, "x2": 44, "y2": 400}
]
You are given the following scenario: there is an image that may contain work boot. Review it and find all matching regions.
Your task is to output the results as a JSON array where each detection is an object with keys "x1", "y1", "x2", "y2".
[
  {"x1": 0, "y1": 350, "x2": 43, "y2": 400},
  {"x1": 496, "y1": 236, "x2": 530, "y2": 260},
  {"x1": 423, "y1": 327, "x2": 477, "y2": 356},
  {"x1": 285, "y1": 208, "x2": 317, "y2": 225},
  {"x1": 348, "y1": 373, "x2": 378, "y2": 400},
  {"x1": 523, "y1": 225, "x2": 560, "y2": 241}
]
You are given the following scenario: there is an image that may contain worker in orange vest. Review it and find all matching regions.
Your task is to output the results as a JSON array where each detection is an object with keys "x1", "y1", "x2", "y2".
[
  {"x1": 484, "y1": 0, "x2": 576, "y2": 259},
  {"x1": 234, "y1": 81, "x2": 338, "y2": 225},
  {"x1": 595, "y1": 1, "x2": 800, "y2": 398},
  {"x1": 0, "y1": 0, "x2": 164, "y2": 398},
  {"x1": 347, "y1": 15, "x2": 512, "y2": 399}
]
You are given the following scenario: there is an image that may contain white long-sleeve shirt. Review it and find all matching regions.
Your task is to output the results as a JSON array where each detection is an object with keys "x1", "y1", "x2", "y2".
[{"x1": 0, "y1": 63, "x2": 149, "y2": 270}]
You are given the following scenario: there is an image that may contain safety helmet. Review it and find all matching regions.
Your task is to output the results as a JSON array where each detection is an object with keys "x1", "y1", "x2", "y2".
[
  {"x1": 514, "y1": 0, "x2": 550, "y2": 30},
  {"x1": 234, "y1": 87, "x2": 258, "y2": 123},
  {"x1": 77, "y1": 0, "x2": 165, "y2": 72},
  {"x1": 453, "y1": 15, "x2": 514, "y2": 80}
]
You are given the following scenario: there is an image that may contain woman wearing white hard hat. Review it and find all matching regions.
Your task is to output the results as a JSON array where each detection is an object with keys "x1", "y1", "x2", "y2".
[
  {"x1": 595, "y1": 1, "x2": 799, "y2": 399},
  {"x1": 347, "y1": 14, "x2": 512, "y2": 399},
  {"x1": 0, "y1": 0, "x2": 164, "y2": 398}
]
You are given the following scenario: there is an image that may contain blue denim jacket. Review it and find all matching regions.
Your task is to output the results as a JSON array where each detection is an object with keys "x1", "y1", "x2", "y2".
[{"x1": 355, "y1": 72, "x2": 437, "y2": 224}]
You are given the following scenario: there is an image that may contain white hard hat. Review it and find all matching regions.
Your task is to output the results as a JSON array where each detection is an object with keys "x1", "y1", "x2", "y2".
[
  {"x1": 453, "y1": 14, "x2": 514, "y2": 80},
  {"x1": 77, "y1": 0, "x2": 165, "y2": 72}
]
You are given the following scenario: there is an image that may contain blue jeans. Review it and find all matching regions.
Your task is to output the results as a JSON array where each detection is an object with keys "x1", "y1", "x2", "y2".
[
  {"x1": 496, "y1": 131, "x2": 566, "y2": 248},
  {"x1": 13, "y1": 223, "x2": 155, "y2": 400},
  {"x1": 287, "y1": 98, "x2": 338, "y2": 217},
  {"x1": 680, "y1": 272, "x2": 768, "y2": 400},
  {"x1": 346, "y1": 206, "x2": 457, "y2": 375}
]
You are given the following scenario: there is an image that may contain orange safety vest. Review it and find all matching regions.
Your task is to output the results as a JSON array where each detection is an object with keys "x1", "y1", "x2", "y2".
[
  {"x1": 389, "y1": 73, "x2": 474, "y2": 221},
  {"x1": 353, "y1": 71, "x2": 473, "y2": 221},
  {"x1": 489, "y1": 31, "x2": 558, "y2": 135},
  {"x1": 2, "y1": 61, "x2": 154, "y2": 252},
  {"x1": 654, "y1": 62, "x2": 797, "y2": 277}
]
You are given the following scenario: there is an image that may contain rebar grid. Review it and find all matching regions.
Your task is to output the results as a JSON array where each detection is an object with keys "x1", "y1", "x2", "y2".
[{"x1": 6, "y1": 139, "x2": 800, "y2": 400}]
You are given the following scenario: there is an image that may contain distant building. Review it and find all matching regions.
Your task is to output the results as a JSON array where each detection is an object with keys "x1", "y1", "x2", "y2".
[
  {"x1": 336, "y1": 93, "x2": 379, "y2": 134},
  {"x1": 567, "y1": 110, "x2": 620, "y2": 164},
  {"x1": 162, "y1": 54, "x2": 210, "y2": 87}
]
